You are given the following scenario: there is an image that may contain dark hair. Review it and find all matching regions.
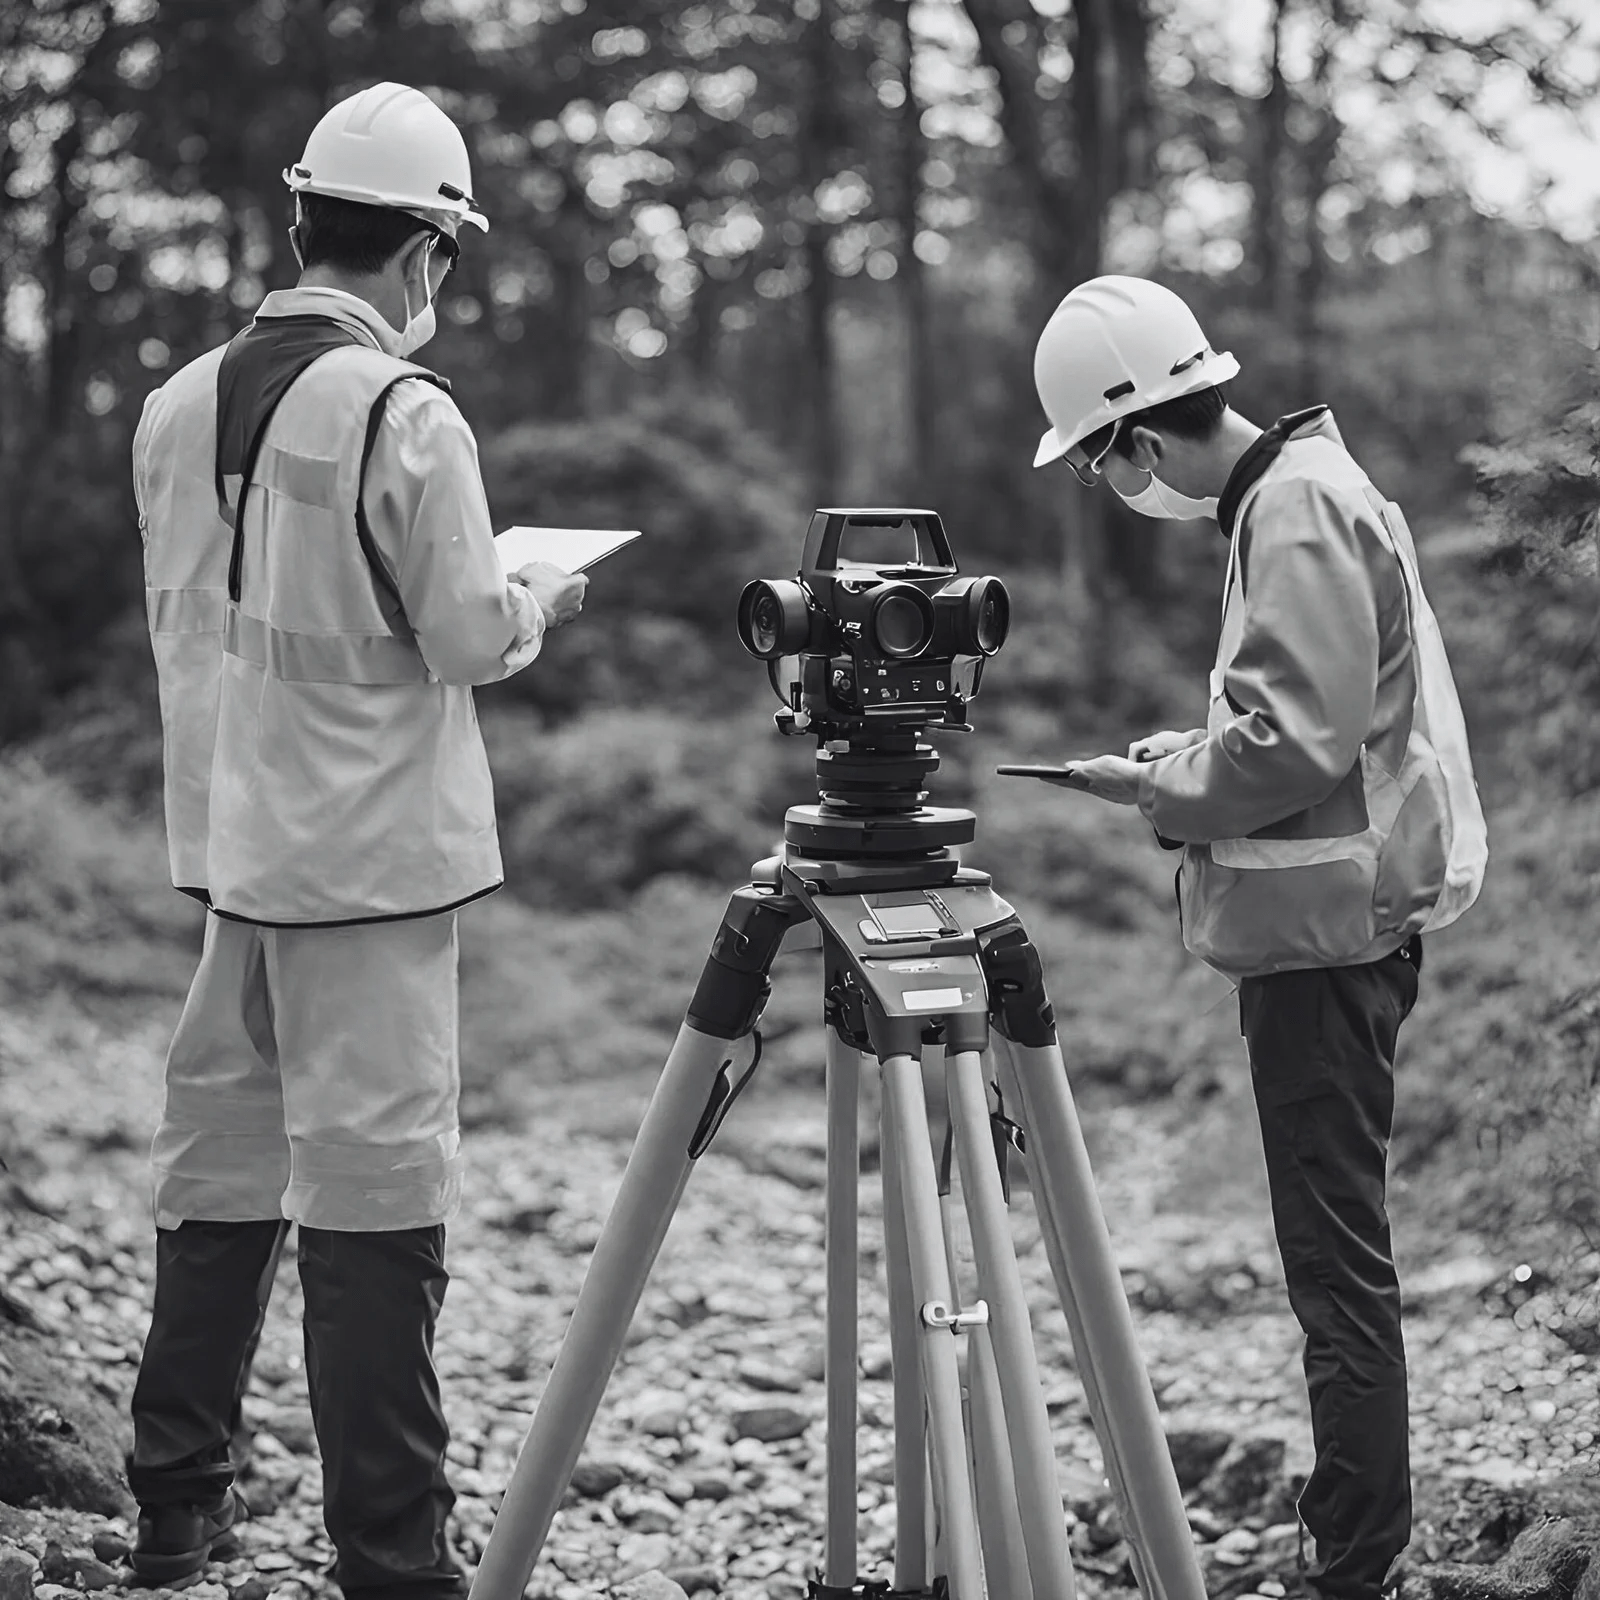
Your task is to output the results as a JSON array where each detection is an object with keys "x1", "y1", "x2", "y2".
[
  {"x1": 1109, "y1": 383, "x2": 1230, "y2": 458},
  {"x1": 295, "y1": 192, "x2": 429, "y2": 274}
]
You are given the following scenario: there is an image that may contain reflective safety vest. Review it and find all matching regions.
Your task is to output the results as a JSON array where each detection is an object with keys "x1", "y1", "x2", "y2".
[
  {"x1": 1177, "y1": 441, "x2": 1488, "y2": 979},
  {"x1": 135, "y1": 345, "x2": 231, "y2": 899},
  {"x1": 206, "y1": 337, "x2": 504, "y2": 926}
]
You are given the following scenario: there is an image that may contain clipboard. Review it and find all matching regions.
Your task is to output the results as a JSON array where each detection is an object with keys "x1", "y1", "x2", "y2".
[{"x1": 494, "y1": 526, "x2": 642, "y2": 576}]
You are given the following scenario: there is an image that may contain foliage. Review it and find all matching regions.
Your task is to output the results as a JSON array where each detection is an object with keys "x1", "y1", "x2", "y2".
[
  {"x1": 477, "y1": 389, "x2": 807, "y2": 714},
  {"x1": 1462, "y1": 350, "x2": 1600, "y2": 598}
]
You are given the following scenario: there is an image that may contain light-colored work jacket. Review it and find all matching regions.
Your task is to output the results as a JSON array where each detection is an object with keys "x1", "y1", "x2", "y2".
[
  {"x1": 137, "y1": 288, "x2": 542, "y2": 926},
  {"x1": 1139, "y1": 409, "x2": 1487, "y2": 979}
]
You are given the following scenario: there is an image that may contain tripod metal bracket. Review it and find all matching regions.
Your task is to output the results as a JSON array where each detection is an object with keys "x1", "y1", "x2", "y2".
[
  {"x1": 977, "y1": 918, "x2": 1056, "y2": 1047},
  {"x1": 919, "y1": 1297, "x2": 989, "y2": 1333},
  {"x1": 808, "y1": 1580, "x2": 950, "y2": 1599}
]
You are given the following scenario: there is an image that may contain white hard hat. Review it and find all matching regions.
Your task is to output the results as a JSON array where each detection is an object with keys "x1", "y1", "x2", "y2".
[
  {"x1": 1032, "y1": 275, "x2": 1238, "y2": 468},
  {"x1": 284, "y1": 82, "x2": 488, "y2": 235}
]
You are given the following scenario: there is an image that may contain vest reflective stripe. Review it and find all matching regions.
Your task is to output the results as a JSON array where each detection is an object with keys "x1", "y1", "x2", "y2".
[
  {"x1": 147, "y1": 586, "x2": 228, "y2": 635},
  {"x1": 223, "y1": 607, "x2": 431, "y2": 686}
]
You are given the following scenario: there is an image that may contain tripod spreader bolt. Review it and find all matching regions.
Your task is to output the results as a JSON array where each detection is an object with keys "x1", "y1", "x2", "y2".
[{"x1": 920, "y1": 1297, "x2": 990, "y2": 1333}]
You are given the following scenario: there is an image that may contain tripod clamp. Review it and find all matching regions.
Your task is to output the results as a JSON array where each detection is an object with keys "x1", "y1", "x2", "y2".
[{"x1": 920, "y1": 1297, "x2": 989, "y2": 1333}]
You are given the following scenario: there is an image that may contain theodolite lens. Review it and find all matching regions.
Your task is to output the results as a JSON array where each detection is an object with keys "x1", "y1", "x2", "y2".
[
  {"x1": 937, "y1": 574, "x2": 1011, "y2": 657},
  {"x1": 869, "y1": 584, "x2": 936, "y2": 659},
  {"x1": 738, "y1": 578, "x2": 811, "y2": 660},
  {"x1": 968, "y1": 576, "x2": 1010, "y2": 656}
]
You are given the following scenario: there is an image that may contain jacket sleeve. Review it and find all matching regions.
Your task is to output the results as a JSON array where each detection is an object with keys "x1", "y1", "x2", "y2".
[
  {"x1": 361, "y1": 379, "x2": 545, "y2": 687},
  {"x1": 1136, "y1": 476, "x2": 1382, "y2": 844}
]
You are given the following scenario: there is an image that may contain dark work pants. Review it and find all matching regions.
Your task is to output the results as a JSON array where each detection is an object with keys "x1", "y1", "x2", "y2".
[
  {"x1": 130, "y1": 1221, "x2": 462, "y2": 1600},
  {"x1": 1239, "y1": 936, "x2": 1421, "y2": 1600}
]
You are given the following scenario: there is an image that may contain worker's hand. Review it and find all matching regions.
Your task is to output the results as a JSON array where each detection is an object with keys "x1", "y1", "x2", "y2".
[
  {"x1": 1127, "y1": 728, "x2": 1205, "y2": 763},
  {"x1": 513, "y1": 561, "x2": 588, "y2": 629},
  {"x1": 1044, "y1": 754, "x2": 1142, "y2": 806}
]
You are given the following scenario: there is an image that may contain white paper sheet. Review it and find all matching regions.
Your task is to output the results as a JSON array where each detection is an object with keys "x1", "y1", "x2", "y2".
[{"x1": 494, "y1": 526, "x2": 642, "y2": 576}]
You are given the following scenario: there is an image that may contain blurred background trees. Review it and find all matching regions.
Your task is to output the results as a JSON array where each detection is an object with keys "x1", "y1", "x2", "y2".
[{"x1": 3, "y1": 0, "x2": 1597, "y2": 744}]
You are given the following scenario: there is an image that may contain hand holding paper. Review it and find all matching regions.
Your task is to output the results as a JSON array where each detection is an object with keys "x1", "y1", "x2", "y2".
[{"x1": 513, "y1": 562, "x2": 587, "y2": 629}]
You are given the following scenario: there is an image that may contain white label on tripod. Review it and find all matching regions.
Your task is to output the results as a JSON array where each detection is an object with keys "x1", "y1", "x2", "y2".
[{"x1": 903, "y1": 987, "x2": 965, "y2": 1012}]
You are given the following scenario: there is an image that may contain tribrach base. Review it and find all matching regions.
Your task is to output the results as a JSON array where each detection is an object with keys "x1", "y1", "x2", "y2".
[{"x1": 468, "y1": 835, "x2": 1206, "y2": 1600}]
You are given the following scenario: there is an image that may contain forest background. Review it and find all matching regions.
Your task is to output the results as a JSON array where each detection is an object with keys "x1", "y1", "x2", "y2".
[{"x1": 5, "y1": 0, "x2": 1600, "y2": 1543}]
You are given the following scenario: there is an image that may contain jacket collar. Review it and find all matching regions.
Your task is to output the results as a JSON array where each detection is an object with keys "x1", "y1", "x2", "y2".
[
  {"x1": 254, "y1": 286, "x2": 406, "y2": 359},
  {"x1": 1216, "y1": 405, "x2": 1340, "y2": 540}
]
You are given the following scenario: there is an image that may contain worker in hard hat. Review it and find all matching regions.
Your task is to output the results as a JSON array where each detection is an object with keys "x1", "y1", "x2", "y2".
[
  {"x1": 127, "y1": 84, "x2": 586, "y2": 1596},
  {"x1": 1030, "y1": 276, "x2": 1487, "y2": 1600}
]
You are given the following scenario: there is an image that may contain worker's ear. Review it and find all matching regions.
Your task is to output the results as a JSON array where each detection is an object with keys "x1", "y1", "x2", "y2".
[{"x1": 1123, "y1": 424, "x2": 1164, "y2": 474}]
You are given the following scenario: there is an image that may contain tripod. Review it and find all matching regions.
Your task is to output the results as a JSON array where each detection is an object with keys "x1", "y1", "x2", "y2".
[{"x1": 470, "y1": 733, "x2": 1206, "y2": 1600}]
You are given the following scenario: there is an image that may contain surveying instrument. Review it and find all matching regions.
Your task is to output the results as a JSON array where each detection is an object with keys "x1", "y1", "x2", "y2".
[{"x1": 471, "y1": 511, "x2": 1207, "y2": 1600}]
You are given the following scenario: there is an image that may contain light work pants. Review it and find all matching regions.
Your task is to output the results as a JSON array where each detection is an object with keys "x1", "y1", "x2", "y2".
[
  {"x1": 1240, "y1": 935, "x2": 1422, "y2": 1600},
  {"x1": 150, "y1": 909, "x2": 464, "y2": 1231},
  {"x1": 133, "y1": 910, "x2": 467, "y2": 1599}
]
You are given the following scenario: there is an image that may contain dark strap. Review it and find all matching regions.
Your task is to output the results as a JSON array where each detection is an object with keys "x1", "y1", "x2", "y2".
[
  {"x1": 215, "y1": 313, "x2": 449, "y2": 612},
  {"x1": 217, "y1": 316, "x2": 365, "y2": 602},
  {"x1": 354, "y1": 373, "x2": 449, "y2": 616}
]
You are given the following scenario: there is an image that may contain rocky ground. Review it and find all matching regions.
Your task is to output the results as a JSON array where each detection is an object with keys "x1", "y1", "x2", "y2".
[{"x1": 2, "y1": 1002, "x2": 1599, "y2": 1600}]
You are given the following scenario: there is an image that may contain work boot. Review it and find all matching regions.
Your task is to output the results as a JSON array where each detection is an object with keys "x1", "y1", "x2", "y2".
[{"x1": 131, "y1": 1485, "x2": 245, "y2": 1584}]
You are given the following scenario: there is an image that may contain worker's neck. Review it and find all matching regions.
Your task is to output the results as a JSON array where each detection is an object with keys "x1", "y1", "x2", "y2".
[
  {"x1": 1205, "y1": 410, "x2": 1264, "y2": 497},
  {"x1": 297, "y1": 266, "x2": 405, "y2": 334}
]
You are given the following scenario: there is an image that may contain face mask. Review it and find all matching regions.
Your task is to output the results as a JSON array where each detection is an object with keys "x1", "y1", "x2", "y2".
[
  {"x1": 397, "y1": 240, "x2": 438, "y2": 357},
  {"x1": 1112, "y1": 470, "x2": 1219, "y2": 522}
]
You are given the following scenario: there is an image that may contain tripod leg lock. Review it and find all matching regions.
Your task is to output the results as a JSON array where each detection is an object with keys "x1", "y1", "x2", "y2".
[
  {"x1": 687, "y1": 887, "x2": 808, "y2": 1040},
  {"x1": 920, "y1": 1297, "x2": 989, "y2": 1333},
  {"x1": 978, "y1": 918, "x2": 1056, "y2": 1047}
]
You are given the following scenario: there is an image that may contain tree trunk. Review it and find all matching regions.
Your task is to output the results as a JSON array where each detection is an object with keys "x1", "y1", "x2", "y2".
[
  {"x1": 1253, "y1": 0, "x2": 1291, "y2": 313},
  {"x1": 1296, "y1": 17, "x2": 1343, "y2": 398},
  {"x1": 803, "y1": 0, "x2": 840, "y2": 503},
  {"x1": 892, "y1": 0, "x2": 933, "y2": 496}
]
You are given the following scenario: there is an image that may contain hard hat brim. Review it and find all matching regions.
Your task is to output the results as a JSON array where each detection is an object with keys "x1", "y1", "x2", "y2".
[
  {"x1": 1031, "y1": 349, "x2": 1240, "y2": 469},
  {"x1": 1033, "y1": 427, "x2": 1067, "y2": 470},
  {"x1": 284, "y1": 168, "x2": 489, "y2": 231}
]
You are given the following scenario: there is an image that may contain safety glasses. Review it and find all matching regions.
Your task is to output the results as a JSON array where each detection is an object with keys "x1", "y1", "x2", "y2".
[
  {"x1": 426, "y1": 226, "x2": 460, "y2": 275},
  {"x1": 1064, "y1": 418, "x2": 1123, "y2": 487}
]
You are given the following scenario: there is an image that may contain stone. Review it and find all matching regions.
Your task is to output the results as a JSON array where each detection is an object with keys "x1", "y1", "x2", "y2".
[
  {"x1": 1202, "y1": 1437, "x2": 1288, "y2": 1519},
  {"x1": 571, "y1": 1460, "x2": 627, "y2": 1498},
  {"x1": 89, "y1": 1533, "x2": 129, "y2": 1566},
  {"x1": 1165, "y1": 1428, "x2": 1234, "y2": 1494},
  {"x1": 251, "y1": 1554, "x2": 299, "y2": 1573},
  {"x1": 734, "y1": 1360, "x2": 802, "y2": 1394},
  {"x1": 689, "y1": 1475, "x2": 734, "y2": 1502},
  {"x1": 35, "y1": 1549, "x2": 71, "y2": 1587},
  {"x1": 614, "y1": 1532, "x2": 674, "y2": 1580},
  {"x1": 730, "y1": 1407, "x2": 807, "y2": 1445},
  {"x1": 232, "y1": 1581, "x2": 272, "y2": 1600},
  {"x1": 72, "y1": 1559, "x2": 120, "y2": 1590},
  {"x1": 610, "y1": 1573, "x2": 690, "y2": 1600},
  {"x1": 664, "y1": 1566, "x2": 722, "y2": 1595},
  {"x1": 0, "y1": 1546, "x2": 37, "y2": 1600},
  {"x1": 634, "y1": 1397, "x2": 688, "y2": 1440}
]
